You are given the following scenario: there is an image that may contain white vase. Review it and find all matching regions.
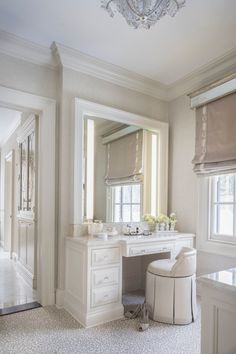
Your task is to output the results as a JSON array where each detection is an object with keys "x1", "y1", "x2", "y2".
[
  {"x1": 170, "y1": 222, "x2": 176, "y2": 231},
  {"x1": 160, "y1": 223, "x2": 165, "y2": 231},
  {"x1": 148, "y1": 223, "x2": 156, "y2": 232},
  {"x1": 165, "y1": 223, "x2": 170, "y2": 231}
]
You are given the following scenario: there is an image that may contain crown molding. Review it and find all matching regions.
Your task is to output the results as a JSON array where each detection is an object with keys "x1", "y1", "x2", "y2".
[
  {"x1": 1, "y1": 30, "x2": 236, "y2": 103},
  {"x1": 51, "y1": 42, "x2": 168, "y2": 101},
  {"x1": 167, "y1": 47, "x2": 236, "y2": 100},
  {"x1": 0, "y1": 30, "x2": 57, "y2": 69}
]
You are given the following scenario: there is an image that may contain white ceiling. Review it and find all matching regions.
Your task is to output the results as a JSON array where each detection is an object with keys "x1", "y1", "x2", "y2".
[
  {"x1": 0, "y1": 107, "x2": 21, "y2": 147},
  {"x1": 0, "y1": 0, "x2": 236, "y2": 85}
]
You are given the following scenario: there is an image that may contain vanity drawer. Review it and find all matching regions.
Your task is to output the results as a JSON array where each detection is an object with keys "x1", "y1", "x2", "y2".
[
  {"x1": 91, "y1": 247, "x2": 120, "y2": 266},
  {"x1": 91, "y1": 285, "x2": 119, "y2": 308},
  {"x1": 92, "y1": 267, "x2": 119, "y2": 288},
  {"x1": 128, "y1": 243, "x2": 174, "y2": 257}
]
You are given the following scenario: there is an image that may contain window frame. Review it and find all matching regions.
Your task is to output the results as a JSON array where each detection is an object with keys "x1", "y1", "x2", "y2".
[
  {"x1": 107, "y1": 183, "x2": 143, "y2": 223},
  {"x1": 209, "y1": 174, "x2": 236, "y2": 244}
]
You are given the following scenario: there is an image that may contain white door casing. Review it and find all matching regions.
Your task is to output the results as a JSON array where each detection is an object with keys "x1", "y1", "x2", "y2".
[{"x1": 0, "y1": 85, "x2": 56, "y2": 306}]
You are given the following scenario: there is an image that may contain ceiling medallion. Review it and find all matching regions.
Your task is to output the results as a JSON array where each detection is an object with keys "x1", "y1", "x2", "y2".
[{"x1": 101, "y1": 0, "x2": 186, "y2": 29}]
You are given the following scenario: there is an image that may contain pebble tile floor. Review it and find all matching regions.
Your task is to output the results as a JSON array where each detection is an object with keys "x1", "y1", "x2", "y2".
[{"x1": 0, "y1": 303, "x2": 201, "y2": 354}]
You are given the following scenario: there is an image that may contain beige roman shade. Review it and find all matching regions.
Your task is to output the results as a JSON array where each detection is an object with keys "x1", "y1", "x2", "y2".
[
  {"x1": 105, "y1": 130, "x2": 143, "y2": 185},
  {"x1": 192, "y1": 92, "x2": 236, "y2": 174}
]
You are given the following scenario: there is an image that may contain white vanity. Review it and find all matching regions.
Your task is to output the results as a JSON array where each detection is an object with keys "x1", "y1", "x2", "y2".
[
  {"x1": 198, "y1": 268, "x2": 236, "y2": 354},
  {"x1": 64, "y1": 232, "x2": 195, "y2": 327}
]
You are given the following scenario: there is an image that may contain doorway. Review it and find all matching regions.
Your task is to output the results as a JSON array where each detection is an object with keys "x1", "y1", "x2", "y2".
[
  {"x1": 0, "y1": 85, "x2": 56, "y2": 308},
  {"x1": 0, "y1": 108, "x2": 40, "y2": 314}
]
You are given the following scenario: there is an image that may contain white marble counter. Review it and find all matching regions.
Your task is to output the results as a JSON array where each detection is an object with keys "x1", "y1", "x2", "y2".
[
  {"x1": 66, "y1": 232, "x2": 195, "y2": 247},
  {"x1": 198, "y1": 268, "x2": 236, "y2": 294},
  {"x1": 198, "y1": 267, "x2": 236, "y2": 354}
]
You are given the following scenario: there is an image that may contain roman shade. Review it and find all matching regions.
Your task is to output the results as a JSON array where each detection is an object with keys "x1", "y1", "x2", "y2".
[
  {"x1": 105, "y1": 130, "x2": 143, "y2": 185},
  {"x1": 192, "y1": 92, "x2": 236, "y2": 175}
]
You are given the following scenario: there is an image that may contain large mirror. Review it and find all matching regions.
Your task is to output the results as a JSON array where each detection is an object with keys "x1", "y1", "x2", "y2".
[{"x1": 83, "y1": 115, "x2": 162, "y2": 223}]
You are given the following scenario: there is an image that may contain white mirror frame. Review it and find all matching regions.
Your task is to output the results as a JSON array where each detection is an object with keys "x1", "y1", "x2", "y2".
[{"x1": 70, "y1": 98, "x2": 169, "y2": 234}]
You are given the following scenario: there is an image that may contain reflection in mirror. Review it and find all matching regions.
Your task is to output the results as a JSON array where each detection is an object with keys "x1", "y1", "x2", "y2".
[{"x1": 83, "y1": 116, "x2": 159, "y2": 223}]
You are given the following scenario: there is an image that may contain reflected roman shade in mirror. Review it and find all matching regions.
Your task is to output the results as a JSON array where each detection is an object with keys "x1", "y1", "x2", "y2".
[
  {"x1": 192, "y1": 92, "x2": 236, "y2": 175},
  {"x1": 105, "y1": 131, "x2": 143, "y2": 185}
]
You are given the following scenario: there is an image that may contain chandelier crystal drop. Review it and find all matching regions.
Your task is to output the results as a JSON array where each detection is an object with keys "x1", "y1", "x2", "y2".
[{"x1": 101, "y1": 0, "x2": 186, "y2": 29}]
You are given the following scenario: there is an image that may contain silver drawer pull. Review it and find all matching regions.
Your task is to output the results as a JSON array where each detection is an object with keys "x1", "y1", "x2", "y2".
[
  {"x1": 104, "y1": 276, "x2": 109, "y2": 281},
  {"x1": 103, "y1": 294, "x2": 109, "y2": 298}
]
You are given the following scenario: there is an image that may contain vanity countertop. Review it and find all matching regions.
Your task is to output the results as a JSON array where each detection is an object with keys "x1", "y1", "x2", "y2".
[
  {"x1": 198, "y1": 268, "x2": 236, "y2": 293},
  {"x1": 66, "y1": 232, "x2": 195, "y2": 246}
]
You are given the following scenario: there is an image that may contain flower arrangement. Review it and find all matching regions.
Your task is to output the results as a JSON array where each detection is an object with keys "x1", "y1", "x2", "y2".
[
  {"x1": 156, "y1": 214, "x2": 169, "y2": 224},
  {"x1": 169, "y1": 212, "x2": 177, "y2": 223},
  {"x1": 143, "y1": 214, "x2": 156, "y2": 231},
  {"x1": 143, "y1": 212, "x2": 178, "y2": 232},
  {"x1": 169, "y1": 212, "x2": 177, "y2": 230},
  {"x1": 143, "y1": 214, "x2": 156, "y2": 224}
]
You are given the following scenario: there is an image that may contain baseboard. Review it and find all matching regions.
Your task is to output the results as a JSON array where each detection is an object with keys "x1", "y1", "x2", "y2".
[
  {"x1": 16, "y1": 260, "x2": 36, "y2": 289},
  {"x1": 64, "y1": 290, "x2": 124, "y2": 328},
  {"x1": 56, "y1": 288, "x2": 65, "y2": 308}
]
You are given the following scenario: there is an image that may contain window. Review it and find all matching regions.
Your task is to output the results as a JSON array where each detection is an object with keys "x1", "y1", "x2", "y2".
[
  {"x1": 210, "y1": 173, "x2": 236, "y2": 242},
  {"x1": 110, "y1": 184, "x2": 142, "y2": 222}
]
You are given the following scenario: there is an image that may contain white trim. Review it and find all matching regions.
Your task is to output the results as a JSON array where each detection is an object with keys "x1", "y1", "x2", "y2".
[
  {"x1": 71, "y1": 98, "x2": 168, "y2": 229},
  {"x1": 190, "y1": 77, "x2": 236, "y2": 108},
  {"x1": 1, "y1": 30, "x2": 236, "y2": 102},
  {"x1": 0, "y1": 85, "x2": 56, "y2": 306},
  {"x1": 16, "y1": 259, "x2": 37, "y2": 289},
  {"x1": 197, "y1": 176, "x2": 236, "y2": 258},
  {"x1": 0, "y1": 30, "x2": 57, "y2": 69},
  {"x1": 51, "y1": 42, "x2": 167, "y2": 100},
  {"x1": 168, "y1": 47, "x2": 236, "y2": 100},
  {"x1": 56, "y1": 288, "x2": 65, "y2": 308}
]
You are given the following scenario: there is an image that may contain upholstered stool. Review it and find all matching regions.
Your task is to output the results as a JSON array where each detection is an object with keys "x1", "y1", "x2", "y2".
[{"x1": 146, "y1": 247, "x2": 197, "y2": 325}]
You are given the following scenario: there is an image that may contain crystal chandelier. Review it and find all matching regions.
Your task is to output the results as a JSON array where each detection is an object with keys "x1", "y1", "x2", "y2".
[{"x1": 101, "y1": 0, "x2": 186, "y2": 29}]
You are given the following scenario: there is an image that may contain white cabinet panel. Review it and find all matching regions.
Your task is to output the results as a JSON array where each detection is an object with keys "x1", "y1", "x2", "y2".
[
  {"x1": 91, "y1": 285, "x2": 119, "y2": 308},
  {"x1": 91, "y1": 247, "x2": 120, "y2": 266},
  {"x1": 128, "y1": 243, "x2": 173, "y2": 257},
  {"x1": 92, "y1": 267, "x2": 119, "y2": 288}
]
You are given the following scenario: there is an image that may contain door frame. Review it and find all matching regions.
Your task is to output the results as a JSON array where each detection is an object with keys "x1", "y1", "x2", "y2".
[
  {"x1": 4, "y1": 150, "x2": 14, "y2": 257},
  {"x1": 0, "y1": 85, "x2": 56, "y2": 306}
]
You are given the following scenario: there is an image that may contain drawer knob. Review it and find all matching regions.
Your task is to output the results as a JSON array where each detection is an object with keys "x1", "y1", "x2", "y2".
[
  {"x1": 104, "y1": 294, "x2": 109, "y2": 298},
  {"x1": 104, "y1": 276, "x2": 109, "y2": 280}
]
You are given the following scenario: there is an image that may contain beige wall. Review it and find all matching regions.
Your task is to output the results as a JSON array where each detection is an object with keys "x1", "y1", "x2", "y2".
[{"x1": 0, "y1": 53, "x2": 58, "y2": 99}]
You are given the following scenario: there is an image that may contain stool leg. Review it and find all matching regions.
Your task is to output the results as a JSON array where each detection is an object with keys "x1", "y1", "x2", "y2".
[{"x1": 191, "y1": 275, "x2": 197, "y2": 322}]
